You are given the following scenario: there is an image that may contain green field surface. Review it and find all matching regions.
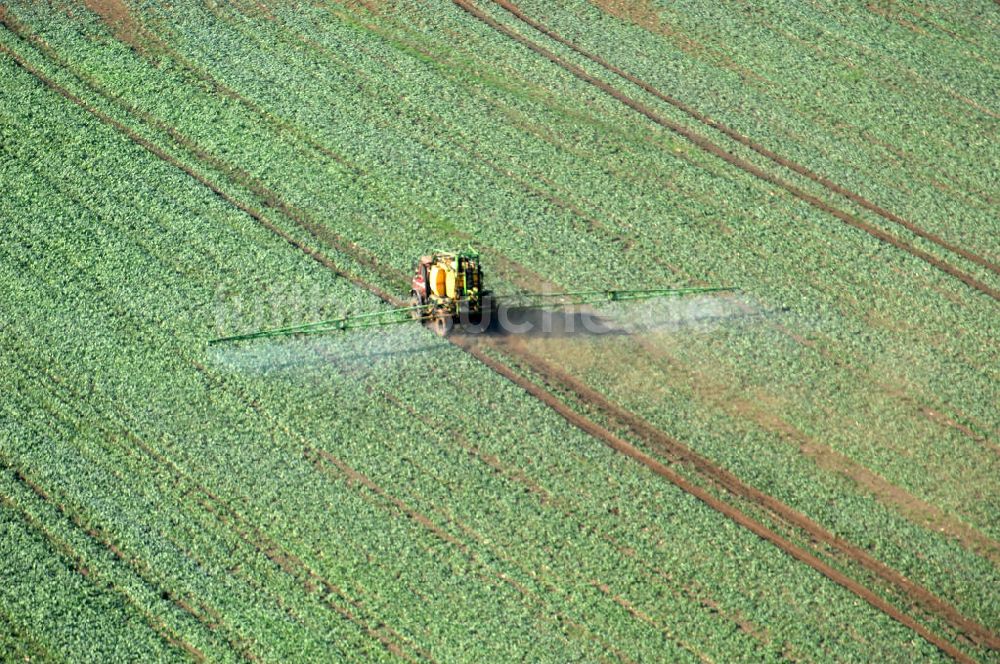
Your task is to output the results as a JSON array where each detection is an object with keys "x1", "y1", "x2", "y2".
[{"x1": 1, "y1": 1, "x2": 997, "y2": 661}]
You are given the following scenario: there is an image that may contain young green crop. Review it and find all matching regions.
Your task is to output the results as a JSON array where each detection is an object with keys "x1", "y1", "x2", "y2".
[{"x1": 1, "y1": 0, "x2": 996, "y2": 660}]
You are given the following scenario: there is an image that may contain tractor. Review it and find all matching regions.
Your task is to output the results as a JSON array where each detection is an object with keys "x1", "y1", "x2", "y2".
[{"x1": 408, "y1": 250, "x2": 490, "y2": 336}]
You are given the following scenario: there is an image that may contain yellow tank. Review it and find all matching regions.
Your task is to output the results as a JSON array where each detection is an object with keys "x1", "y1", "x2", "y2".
[
  {"x1": 429, "y1": 265, "x2": 448, "y2": 298},
  {"x1": 429, "y1": 256, "x2": 467, "y2": 300}
]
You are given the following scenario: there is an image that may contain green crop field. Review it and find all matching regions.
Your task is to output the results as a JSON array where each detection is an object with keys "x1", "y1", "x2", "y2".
[{"x1": 1, "y1": 0, "x2": 997, "y2": 661}]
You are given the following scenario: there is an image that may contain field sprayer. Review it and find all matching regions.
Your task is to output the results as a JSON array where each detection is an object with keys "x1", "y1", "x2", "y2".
[{"x1": 210, "y1": 249, "x2": 735, "y2": 344}]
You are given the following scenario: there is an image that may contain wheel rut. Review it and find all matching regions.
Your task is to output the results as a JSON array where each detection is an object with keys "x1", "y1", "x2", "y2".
[
  {"x1": 452, "y1": 0, "x2": 999, "y2": 302},
  {"x1": 1, "y1": 14, "x2": 994, "y2": 662},
  {"x1": 487, "y1": 0, "x2": 999, "y2": 276},
  {"x1": 491, "y1": 339, "x2": 999, "y2": 650}
]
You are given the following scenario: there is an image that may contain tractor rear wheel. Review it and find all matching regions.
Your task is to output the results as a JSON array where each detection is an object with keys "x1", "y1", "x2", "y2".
[{"x1": 431, "y1": 313, "x2": 453, "y2": 337}]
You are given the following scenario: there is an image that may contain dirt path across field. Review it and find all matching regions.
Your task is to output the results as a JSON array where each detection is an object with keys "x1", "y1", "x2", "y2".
[
  {"x1": 449, "y1": 336, "x2": 981, "y2": 663},
  {"x1": 452, "y1": 0, "x2": 999, "y2": 302},
  {"x1": 494, "y1": 338, "x2": 1000, "y2": 643},
  {"x1": 490, "y1": 0, "x2": 1000, "y2": 275}
]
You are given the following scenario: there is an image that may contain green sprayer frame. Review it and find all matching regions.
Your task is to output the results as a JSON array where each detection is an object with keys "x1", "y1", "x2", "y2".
[{"x1": 210, "y1": 286, "x2": 735, "y2": 345}]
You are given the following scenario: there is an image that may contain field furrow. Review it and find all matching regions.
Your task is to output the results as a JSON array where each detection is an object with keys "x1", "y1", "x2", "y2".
[{"x1": 2, "y1": 0, "x2": 996, "y2": 660}]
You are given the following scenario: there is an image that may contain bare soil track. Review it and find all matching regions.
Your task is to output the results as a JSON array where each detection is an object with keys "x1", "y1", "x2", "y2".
[
  {"x1": 2, "y1": 43, "x2": 643, "y2": 656},
  {"x1": 2, "y1": 15, "x2": 996, "y2": 661},
  {"x1": 3, "y1": 318, "x2": 426, "y2": 660},
  {"x1": 488, "y1": 0, "x2": 1000, "y2": 276},
  {"x1": 452, "y1": 0, "x2": 999, "y2": 303},
  {"x1": 451, "y1": 338, "x2": 980, "y2": 663},
  {"x1": 493, "y1": 339, "x2": 1000, "y2": 649}
]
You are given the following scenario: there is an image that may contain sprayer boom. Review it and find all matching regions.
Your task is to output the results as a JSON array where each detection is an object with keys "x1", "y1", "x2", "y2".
[
  {"x1": 209, "y1": 305, "x2": 428, "y2": 345},
  {"x1": 210, "y1": 249, "x2": 735, "y2": 344},
  {"x1": 501, "y1": 287, "x2": 734, "y2": 308}
]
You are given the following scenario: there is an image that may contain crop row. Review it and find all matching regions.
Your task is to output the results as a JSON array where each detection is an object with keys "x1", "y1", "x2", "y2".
[
  {"x1": 0, "y1": 41, "x2": 961, "y2": 659},
  {"x1": 504, "y1": 0, "x2": 998, "y2": 257},
  {"x1": 143, "y1": 0, "x2": 1000, "y2": 614},
  {"x1": 0, "y1": 472, "x2": 183, "y2": 661},
  {"x1": 4, "y1": 0, "x2": 995, "y2": 643}
]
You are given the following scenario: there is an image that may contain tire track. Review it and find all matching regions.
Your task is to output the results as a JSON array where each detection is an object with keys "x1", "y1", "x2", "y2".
[
  {"x1": 323, "y1": 341, "x2": 714, "y2": 660},
  {"x1": 379, "y1": 387, "x2": 746, "y2": 659},
  {"x1": 451, "y1": 0, "x2": 999, "y2": 302},
  {"x1": 0, "y1": 462, "x2": 209, "y2": 662},
  {"x1": 452, "y1": 338, "x2": 980, "y2": 664},
  {"x1": 483, "y1": 206, "x2": 1000, "y2": 563},
  {"x1": 2, "y1": 20, "x2": 989, "y2": 661},
  {"x1": 494, "y1": 339, "x2": 1000, "y2": 650},
  {"x1": 6, "y1": 205, "x2": 606, "y2": 660},
  {"x1": 632, "y1": 332, "x2": 1000, "y2": 565},
  {"x1": 304, "y1": 447, "x2": 644, "y2": 663},
  {"x1": 0, "y1": 288, "x2": 422, "y2": 661},
  {"x1": 162, "y1": 4, "x2": 618, "y2": 248},
  {"x1": 9, "y1": 5, "x2": 698, "y2": 296},
  {"x1": 1, "y1": 157, "x2": 427, "y2": 661},
  {"x1": 487, "y1": 0, "x2": 999, "y2": 275},
  {"x1": 0, "y1": 38, "x2": 396, "y2": 300},
  {"x1": 201, "y1": 343, "x2": 667, "y2": 661}
]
